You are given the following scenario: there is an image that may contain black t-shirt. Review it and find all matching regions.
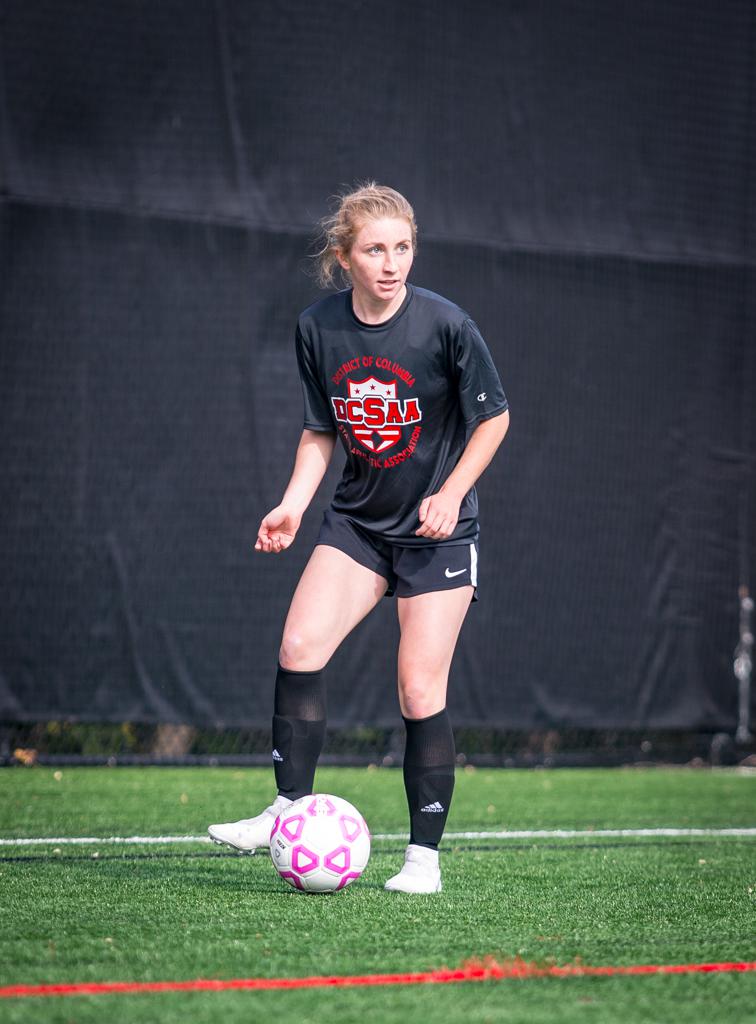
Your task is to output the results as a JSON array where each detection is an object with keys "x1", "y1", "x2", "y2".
[{"x1": 295, "y1": 283, "x2": 508, "y2": 546}]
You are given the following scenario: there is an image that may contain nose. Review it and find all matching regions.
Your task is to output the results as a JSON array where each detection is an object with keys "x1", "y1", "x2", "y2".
[{"x1": 383, "y1": 251, "x2": 397, "y2": 273}]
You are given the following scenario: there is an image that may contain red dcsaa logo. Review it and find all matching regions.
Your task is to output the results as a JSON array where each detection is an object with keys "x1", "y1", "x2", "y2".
[{"x1": 331, "y1": 377, "x2": 422, "y2": 454}]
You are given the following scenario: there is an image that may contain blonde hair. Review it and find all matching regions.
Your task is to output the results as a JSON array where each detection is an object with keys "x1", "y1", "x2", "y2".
[{"x1": 314, "y1": 182, "x2": 417, "y2": 289}]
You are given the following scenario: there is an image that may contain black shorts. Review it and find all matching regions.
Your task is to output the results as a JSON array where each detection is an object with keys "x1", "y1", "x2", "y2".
[{"x1": 315, "y1": 508, "x2": 479, "y2": 602}]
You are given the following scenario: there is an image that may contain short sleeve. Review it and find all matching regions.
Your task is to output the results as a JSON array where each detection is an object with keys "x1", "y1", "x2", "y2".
[
  {"x1": 454, "y1": 318, "x2": 508, "y2": 427},
  {"x1": 295, "y1": 324, "x2": 335, "y2": 431}
]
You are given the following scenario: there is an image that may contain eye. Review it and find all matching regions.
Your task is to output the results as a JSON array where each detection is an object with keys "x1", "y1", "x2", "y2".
[
  {"x1": 368, "y1": 246, "x2": 382, "y2": 255},
  {"x1": 397, "y1": 243, "x2": 409, "y2": 253}
]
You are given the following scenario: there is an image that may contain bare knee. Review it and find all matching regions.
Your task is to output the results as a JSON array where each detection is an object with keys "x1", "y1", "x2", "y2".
[
  {"x1": 398, "y1": 672, "x2": 447, "y2": 719},
  {"x1": 278, "y1": 628, "x2": 329, "y2": 672}
]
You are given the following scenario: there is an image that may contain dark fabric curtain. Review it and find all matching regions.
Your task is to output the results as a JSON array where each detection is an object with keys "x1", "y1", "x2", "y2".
[{"x1": 1, "y1": 0, "x2": 754, "y2": 727}]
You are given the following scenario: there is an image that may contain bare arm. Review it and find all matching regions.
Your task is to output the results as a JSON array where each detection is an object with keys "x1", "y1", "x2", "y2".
[
  {"x1": 255, "y1": 428, "x2": 337, "y2": 553},
  {"x1": 416, "y1": 409, "x2": 510, "y2": 539}
]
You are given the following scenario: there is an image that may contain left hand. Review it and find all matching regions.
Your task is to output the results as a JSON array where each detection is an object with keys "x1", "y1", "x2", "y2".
[{"x1": 415, "y1": 491, "x2": 461, "y2": 539}]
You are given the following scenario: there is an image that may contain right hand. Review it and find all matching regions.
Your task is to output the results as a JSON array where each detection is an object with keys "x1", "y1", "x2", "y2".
[{"x1": 255, "y1": 505, "x2": 301, "y2": 553}]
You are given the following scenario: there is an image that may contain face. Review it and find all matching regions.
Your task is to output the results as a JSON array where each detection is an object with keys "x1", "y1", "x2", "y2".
[{"x1": 337, "y1": 217, "x2": 414, "y2": 306}]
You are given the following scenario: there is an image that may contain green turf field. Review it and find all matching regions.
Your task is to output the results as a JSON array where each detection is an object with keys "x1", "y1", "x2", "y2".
[{"x1": 0, "y1": 765, "x2": 754, "y2": 1023}]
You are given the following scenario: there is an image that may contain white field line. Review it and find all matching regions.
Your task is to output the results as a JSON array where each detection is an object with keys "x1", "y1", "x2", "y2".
[{"x1": 1, "y1": 827, "x2": 755, "y2": 847}]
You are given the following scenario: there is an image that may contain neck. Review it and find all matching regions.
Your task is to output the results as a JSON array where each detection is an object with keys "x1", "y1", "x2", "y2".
[{"x1": 351, "y1": 284, "x2": 407, "y2": 325}]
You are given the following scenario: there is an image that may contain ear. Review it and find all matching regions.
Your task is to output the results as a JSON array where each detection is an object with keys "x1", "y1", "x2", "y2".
[{"x1": 335, "y1": 248, "x2": 350, "y2": 272}]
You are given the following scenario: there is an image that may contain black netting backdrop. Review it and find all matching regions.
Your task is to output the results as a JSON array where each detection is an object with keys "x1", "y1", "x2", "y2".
[{"x1": 1, "y1": 1, "x2": 754, "y2": 731}]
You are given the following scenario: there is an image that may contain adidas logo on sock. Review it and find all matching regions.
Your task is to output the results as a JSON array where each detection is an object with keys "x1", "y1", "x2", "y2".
[
  {"x1": 420, "y1": 801, "x2": 445, "y2": 813},
  {"x1": 271, "y1": 749, "x2": 283, "y2": 762}
]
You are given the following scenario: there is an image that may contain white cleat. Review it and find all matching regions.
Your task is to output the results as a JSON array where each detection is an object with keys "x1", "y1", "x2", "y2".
[
  {"x1": 208, "y1": 795, "x2": 293, "y2": 854},
  {"x1": 384, "y1": 844, "x2": 442, "y2": 893}
]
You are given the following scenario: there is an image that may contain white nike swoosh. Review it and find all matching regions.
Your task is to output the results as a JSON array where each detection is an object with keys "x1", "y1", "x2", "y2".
[{"x1": 445, "y1": 567, "x2": 467, "y2": 578}]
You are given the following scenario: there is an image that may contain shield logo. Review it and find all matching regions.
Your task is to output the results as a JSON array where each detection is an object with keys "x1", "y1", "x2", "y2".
[{"x1": 347, "y1": 376, "x2": 403, "y2": 453}]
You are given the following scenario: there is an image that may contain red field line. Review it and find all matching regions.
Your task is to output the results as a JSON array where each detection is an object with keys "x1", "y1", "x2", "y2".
[{"x1": 2, "y1": 959, "x2": 755, "y2": 999}]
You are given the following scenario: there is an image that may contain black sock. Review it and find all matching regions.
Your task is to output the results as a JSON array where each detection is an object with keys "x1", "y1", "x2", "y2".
[
  {"x1": 271, "y1": 663, "x2": 326, "y2": 800},
  {"x1": 402, "y1": 708, "x2": 455, "y2": 850}
]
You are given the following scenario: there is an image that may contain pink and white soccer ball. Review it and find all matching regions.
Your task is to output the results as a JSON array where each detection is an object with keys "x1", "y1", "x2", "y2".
[{"x1": 270, "y1": 794, "x2": 371, "y2": 893}]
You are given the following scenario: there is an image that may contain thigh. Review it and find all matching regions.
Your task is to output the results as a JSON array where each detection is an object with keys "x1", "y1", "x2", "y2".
[
  {"x1": 396, "y1": 586, "x2": 474, "y2": 714},
  {"x1": 280, "y1": 544, "x2": 389, "y2": 670}
]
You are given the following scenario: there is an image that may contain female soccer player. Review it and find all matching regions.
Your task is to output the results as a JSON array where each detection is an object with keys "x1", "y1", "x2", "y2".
[{"x1": 209, "y1": 183, "x2": 509, "y2": 893}]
